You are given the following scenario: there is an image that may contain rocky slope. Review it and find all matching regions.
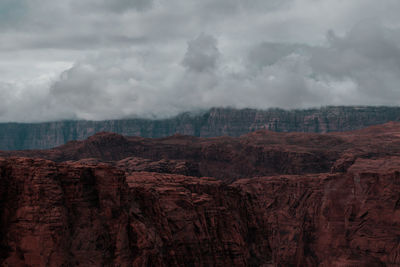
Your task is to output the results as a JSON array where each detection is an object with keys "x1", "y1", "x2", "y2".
[
  {"x1": 2, "y1": 123, "x2": 400, "y2": 266},
  {"x1": 3, "y1": 122, "x2": 400, "y2": 181},
  {"x1": 2, "y1": 106, "x2": 400, "y2": 150}
]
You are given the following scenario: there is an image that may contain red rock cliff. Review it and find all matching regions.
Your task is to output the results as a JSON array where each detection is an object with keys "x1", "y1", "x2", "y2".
[
  {"x1": 1, "y1": 158, "x2": 400, "y2": 266},
  {"x1": 2, "y1": 123, "x2": 400, "y2": 266}
]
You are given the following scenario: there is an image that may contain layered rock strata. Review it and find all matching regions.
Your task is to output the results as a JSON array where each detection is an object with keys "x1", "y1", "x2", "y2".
[
  {"x1": 2, "y1": 123, "x2": 400, "y2": 266},
  {"x1": 2, "y1": 106, "x2": 400, "y2": 150}
]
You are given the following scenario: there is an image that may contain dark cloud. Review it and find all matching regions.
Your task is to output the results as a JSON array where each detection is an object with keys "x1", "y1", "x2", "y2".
[
  {"x1": 71, "y1": 0, "x2": 154, "y2": 13},
  {"x1": 0, "y1": 0, "x2": 28, "y2": 26},
  {"x1": 247, "y1": 42, "x2": 306, "y2": 71},
  {"x1": 309, "y1": 20, "x2": 400, "y2": 103},
  {"x1": 1, "y1": 0, "x2": 400, "y2": 122},
  {"x1": 182, "y1": 34, "x2": 220, "y2": 72}
]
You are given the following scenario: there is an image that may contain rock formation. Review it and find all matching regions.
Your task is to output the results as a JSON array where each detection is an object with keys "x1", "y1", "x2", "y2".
[
  {"x1": 2, "y1": 106, "x2": 400, "y2": 150},
  {"x1": 2, "y1": 122, "x2": 400, "y2": 266}
]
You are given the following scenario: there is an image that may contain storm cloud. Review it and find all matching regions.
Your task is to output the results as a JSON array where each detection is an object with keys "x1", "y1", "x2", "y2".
[{"x1": 1, "y1": 0, "x2": 400, "y2": 121}]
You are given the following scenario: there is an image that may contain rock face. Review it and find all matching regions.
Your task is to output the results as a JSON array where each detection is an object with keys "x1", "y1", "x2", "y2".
[
  {"x1": 4, "y1": 122, "x2": 400, "y2": 181},
  {"x1": 0, "y1": 131, "x2": 346, "y2": 181},
  {"x1": 0, "y1": 158, "x2": 130, "y2": 266},
  {"x1": 1, "y1": 158, "x2": 400, "y2": 266},
  {"x1": 2, "y1": 106, "x2": 400, "y2": 150},
  {"x1": 2, "y1": 123, "x2": 400, "y2": 266}
]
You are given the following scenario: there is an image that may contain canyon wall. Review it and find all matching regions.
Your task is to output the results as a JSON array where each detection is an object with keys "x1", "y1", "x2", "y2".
[
  {"x1": 1, "y1": 157, "x2": 400, "y2": 266},
  {"x1": 2, "y1": 123, "x2": 400, "y2": 265},
  {"x1": 2, "y1": 106, "x2": 400, "y2": 150}
]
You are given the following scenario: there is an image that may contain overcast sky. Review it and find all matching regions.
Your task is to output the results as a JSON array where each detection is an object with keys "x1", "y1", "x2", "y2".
[{"x1": 1, "y1": 0, "x2": 400, "y2": 122}]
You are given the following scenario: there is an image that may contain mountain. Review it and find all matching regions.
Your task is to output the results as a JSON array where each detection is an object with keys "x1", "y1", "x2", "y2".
[
  {"x1": 2, "y1": 106, "x2": 400, "y2": 150},
  {"x1": 2, "y1": 123, "x2": 400, "y2": 265}
]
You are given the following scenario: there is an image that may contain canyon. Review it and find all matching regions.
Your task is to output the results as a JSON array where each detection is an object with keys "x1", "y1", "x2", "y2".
[
  {"x1": 1, "y1": 122, "x2": 400, "y2": 266},
  {"x1": 2, "y1": 106, "x2": 400, "y2": 150}
]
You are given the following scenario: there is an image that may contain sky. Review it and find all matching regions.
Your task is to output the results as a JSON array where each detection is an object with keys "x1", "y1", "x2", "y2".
[{"x1": 1, "y1": 0, "x2": 400, "y2": 122}]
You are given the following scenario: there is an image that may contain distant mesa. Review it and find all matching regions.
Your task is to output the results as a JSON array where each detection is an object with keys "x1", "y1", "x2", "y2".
[{"x1": 1, "y1": 106, "x2": 400, "y2": 150}]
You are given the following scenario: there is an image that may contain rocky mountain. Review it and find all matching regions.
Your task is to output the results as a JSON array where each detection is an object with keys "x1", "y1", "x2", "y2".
[
  {"x1": 2, "y1": 106, "x2": 400, "y2": 150},
  {"x1": 2, "y1": 123, "x2": 400, "y2": 265}
]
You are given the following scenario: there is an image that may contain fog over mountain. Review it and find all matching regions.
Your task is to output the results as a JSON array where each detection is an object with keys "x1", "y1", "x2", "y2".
[{"x1": 1, "y1": 0, "x2": 400, "y2": 122}]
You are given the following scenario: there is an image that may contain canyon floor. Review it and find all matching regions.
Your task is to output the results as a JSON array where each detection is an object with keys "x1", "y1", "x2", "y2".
[{"x1": 1, "y1": 122, "x2": 400, "y2": 266}]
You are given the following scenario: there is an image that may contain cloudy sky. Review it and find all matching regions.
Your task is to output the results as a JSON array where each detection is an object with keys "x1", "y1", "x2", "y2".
[{"x1": 1, "y1": 0, "x2": 400, "y2": 122}]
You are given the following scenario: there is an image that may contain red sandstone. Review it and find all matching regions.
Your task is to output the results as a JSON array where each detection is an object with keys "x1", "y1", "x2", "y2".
[{"x1": 2, "y1": 123, "x2": 400, "y2": 266}]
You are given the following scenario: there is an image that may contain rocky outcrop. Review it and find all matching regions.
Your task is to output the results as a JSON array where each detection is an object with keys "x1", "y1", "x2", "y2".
[
  {"x1": 2, "y1": 106, "x2": 400, "y2": 150},
  {"x1": 232, "y1": 158, "x2": 400, "y2": 266},
  {"x1": 2, "y1": 123, "x2": 400, "y2": 266},
  {"x1": 0, "y1": 158, "x2": 131, "y2": 266},
  {"x1": 5, "y1": 122, "x2": 400, "y2": 181},
  {"x1": 1, "y1": 157, "x2": 400, "y2": 266},
  {"x1": 0, "y1": 131, "x2": 344, "y2": 181},
  {"x1": 116, "y1": 157, "x2": 199, "y2": 177}
]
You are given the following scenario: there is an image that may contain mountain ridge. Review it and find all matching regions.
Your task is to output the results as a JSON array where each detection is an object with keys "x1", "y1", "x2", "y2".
[{"x1": 2, "y1": 106, "x2": 400, "y2": 150}]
